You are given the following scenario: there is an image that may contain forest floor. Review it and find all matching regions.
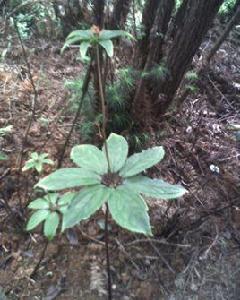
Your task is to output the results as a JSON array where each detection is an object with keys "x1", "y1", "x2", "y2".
[{"x1": 0, "y1": 28, "x2": 240, "y2": 300}]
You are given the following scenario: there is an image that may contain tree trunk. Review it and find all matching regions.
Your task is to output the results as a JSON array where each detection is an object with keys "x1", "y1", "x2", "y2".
[
  {"x1": 132, "y1": 0, "x2": 175, "y2": 120},
  {"x1": 53, "y1": 0, "x2": 84, "y2": 36},
  {"x1": 153, "y1": 0, "x2": 224, "y2": 115},
  {"x1": 109, "y1": 0, "x2": 131, "y2": 29},
  {"x1": 139, "y1": 0, "x2": 160, "y2": 67},
  {"x1": 206, "y1": 4, "x2": 240, "y2": 64},
  {"x1": 168, "y1": 0, "x2": 190, "y2": 40},
  {"x1": 92, "y1": 0, "x2": 105, "y2": 28}
]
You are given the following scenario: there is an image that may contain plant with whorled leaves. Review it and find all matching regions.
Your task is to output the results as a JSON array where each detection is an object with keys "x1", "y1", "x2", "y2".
[
  {"x1": 23, "y1": 152, "x2": 54, "y2": 173},
  {"x1": 27, "y1": 133, "x2": 186, "y2": 239},
  {"x1": 61, "y1": 25, "x2": 133, "y2": 59}
]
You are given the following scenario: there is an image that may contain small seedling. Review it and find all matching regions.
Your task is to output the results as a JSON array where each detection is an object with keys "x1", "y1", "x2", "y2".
[
  {"x1": 22, "y1": 152, "x2": 54, "y2": 173},
  {"x1": 27, "y1": 193, "x2": 74, "y2": 240},
  {"x1": 0, "y1": 125, "x2": 13, "y2": 136}
]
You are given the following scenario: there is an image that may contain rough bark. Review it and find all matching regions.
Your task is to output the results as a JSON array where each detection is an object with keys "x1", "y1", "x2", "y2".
[
  {"x1": 148, "y1": 0, "x2": 175, "y2": 64},
  {"x1": 53, "y1": 0, "x2": 84, "y2": 35},
  {"x1": 132, "y1": 0, "x2": 175, "y2": 119},
  {"x1": 153, "y1": 0, "x2": 224, "y2": 115},
  {"x1": 168, "y1": 0, "x2": 190, "y2": 40},
  {"x1": 92, "y1": 0, "x2": 105, "y2": 28},
  {"x1": 139, "y1": 0, "x2": 160, "y2": 67},
  {"x1": 206, "y1": 4, "x2": 240, "y2": 64},
  {"x1": 109, "y1": 0, "x2": 131, "y2": 29}
]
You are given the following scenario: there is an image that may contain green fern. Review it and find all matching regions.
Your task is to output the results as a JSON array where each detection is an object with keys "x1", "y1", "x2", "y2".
[
  {"x1": 65, "y1": 65, "x2": 148, "y2": 151},
  {"x1": 64, "y1": 73, "x2": 97, "y2": 142},
  {"x1": 185, "y1": 70, "x2": 198, "y2": 82},
  {"x1": 142, "y1": 63, "x2": 169, "y2": 81}
]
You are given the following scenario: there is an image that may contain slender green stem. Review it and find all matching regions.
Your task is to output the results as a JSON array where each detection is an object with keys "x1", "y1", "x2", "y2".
[
  {"x1": 96, "y1": 43, "x2": 112, "y2": 299},
  {"x1": 30, "y1": 239, "x2": 49, "y2": 278},
  {"x1": 105, "y1": 203, "x2": 112, "y2": 300},
  {"x1": 57, "y1": 63, "x2": 92, "y2": 168},
  {"x1": 96, "y1": 45, "x2": 111, "y2": 173}
]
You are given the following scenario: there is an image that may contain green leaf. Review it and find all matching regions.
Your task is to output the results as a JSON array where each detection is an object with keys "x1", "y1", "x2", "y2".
[
  {"x1": 119, "y1": 146, "x2": 165, "y2": 177},
  {"x1": 47, "y1": 193, "x2": 59, "y2": 205},
  {"x1": 26, "y1": 210, "x2": 50, "y2": 231},
  {"x1": 22, "y1": 161, "x2": 35, "y2": 171},
  {"x1": 67, "y1": 29, "x2": 93, "y2": 41},
  {"x1": 28, "y1": 198, "x2": 49, "y2": 210},
  {"x1": 99, "y1": 30, "x2": 134, "y2": 40},
  {"x1": 62, "y1": 185, "x2": 109, "y2": 230},
  {"x1": 44, "y1": 212, "x2": 59, "y2": 240},
  {"x1": 124, "y1": 176, "x2": 187, "y2": 199},
  {"x1": 80, "y1": 41, "x2": 91, "y2": 58},
  {"x1": 0, "y1": 286, "x2": 7, "y2": 300},
  {"x1": 35, "y1": 162, "x2": 43, "y2": 173},
  {"x1": 99, "y1": 39, "x2": 114, "y2": 57},
  {"x1": 108, "y1": 187, "x2": 152, "y2": 235},
  {"x1": 36, "y1": 168, "x2": 101, "y2": 191},
  {"x1": 103, "y1": 133, "x2": 128, "y2": 172},
  {"x1": 58, "y1": 192, "x2": 77, "y2": 213},
  {"x1": 61, "y1": 30, "x2": 93, "y2": 54},
  {"x1": 43, "y1": 158, "x2": 54, "y2": 165},
  {"x1": 30, "y1": 152, "x2": 39, "y2": 159},
  {"x1": 0, "y1": 125, "x2": 13, "y2": 136},
  {"x1": 0, "y1": 151, "x2": 7, "y2": 160},
  {"x1": 71, "y1": 145, "x2": 108, "y2": 175},
  {"x1": 39, "y1": 153, "x2": 48, "y2": 159}
]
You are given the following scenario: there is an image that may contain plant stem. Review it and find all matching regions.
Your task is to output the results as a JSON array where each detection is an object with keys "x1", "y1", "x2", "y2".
[
  {"x1": 105, "y1": 203, "x2": 112, "y2": 300},
  {"x1": 96, "y1": 44, "x2": 112, "y2": 299},
  {"x1": 14, "y1": 19, "x2": 39, "y2": 211},
  {"x1": 96, "y1": 45, "x2": 111, "y2": 172},
  {"x1": 57, "y1": 63, "x2": 92, "y2": 168},
  {"x1": 30, "y1": 239, "x2": 48, "y2": 279}
]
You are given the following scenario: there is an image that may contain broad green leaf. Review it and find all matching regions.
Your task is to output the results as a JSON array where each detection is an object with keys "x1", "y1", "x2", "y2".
[
  {"x1": 44, "y1": 212, "x2": 59, "y2": 240},
  {"x1": 80, "y1": 41, "x2": 91, "y2": 58},
  {"x1": 28, "y1": 198, "x2": 49, "y2": 210},
  {"x1": 36, "y1": 168, "x2": 101, "y2": 191},
  {"x1": 119, "y1": 146, "x2": 165, "y2": 177},
  {"x1": 0, "y1": 151, "x2": 7, "y2": 160},
  {"x1": 47, "y1": 193, "x2": 59, "y2": 205},
  {"x1": 108, "y1": 187, "x2": 152, "y2": 235},
  {"x1": 62, "y1": 185, "x2": 109, "y2": 230},
  {"x1": 62, "y1": 34, "x2": 92, "y2": 54},
  {"x1": 35, "y1": 162, "x2": 43, "y2": 173},
  {"x1": 71, "y1": 145, "x2": 108, "y2": 175},
  {"x1": 30, "y1": 152, "x2": 39, "y2": 159},
  {"x1": 22, "y1": 161, "x2": 35, "y2": 171},
  {"x1": 39, "y1": 153, "x2": 48, "y2": 159},
  {"x1": 58, "y1": 192, "x2": 77, "y2": 213},
  {"x1": 66, "y1": 29, "x2": 93, "y2": 41},
  {"x1": 43, "y1": 158, "x2": 54, "y2": 165},
  {"x1": 99, "y1": 30, "x2": 134, "y2": 40},
  {"x1": 103, "y1": 133, "x2": 128, "y2": 172},
  {"x1": 99, "y1": 39, "x2": 114, "y2": 57},
  {"x1": 62, "y1": 30, "x2": 93, "y2": 52},
  {"x1": 124, "y1": 176, "x2": 187, "y2": 199},
  {"x1": 26, "y1": 210, "x2": 50, "y2": 231}
]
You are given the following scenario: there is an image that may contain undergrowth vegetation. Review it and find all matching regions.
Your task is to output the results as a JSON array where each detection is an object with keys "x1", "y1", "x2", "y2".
[{"x1": 0, "y1": 0, "x2": 239, "y2": 299}]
